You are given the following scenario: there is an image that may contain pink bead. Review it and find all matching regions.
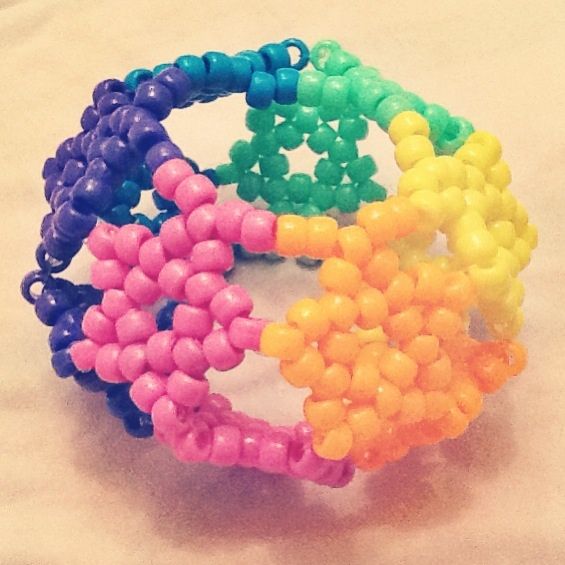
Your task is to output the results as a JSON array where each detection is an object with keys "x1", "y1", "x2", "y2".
[
  {"x1": 287, "y1": 440, "x2": 328, "y2": 480},
  {"x1": 318, "y1": 462, "x2": 350, "y2": 487},
  {"x1": 175, "y1": 419, "x2": 213, "y2": 462},
  {"x1": 138, "y1": 238, "x2": 167, "y2": 278},
  {"x1": 202, "y1": 392, "x2": 232, "y2": 413},
  {"x1": 258, "y1": 431, "x2": 291, "y2": 474},
  {"x1": 123, "y1": 266, "x2": 161, "y2": 304},
  {"x1": 215, "y1": 200, "x2": 254, "y2": 243},
  {"x1": 95, "y1": 343, "x2": 125, "y2": 383},
  {"x1": 184, "y1": 272, "x2": 227, "y2": 306},
  {"x1": 172, "y1": 304, "x2": 213, "y2": 340},
  {"x1": 118, "y1": 343, "x2": 147, "y2": 381},
  {"x1": 172, "y1": 337, "x2": 210, "y2": 377},
  {"x1": 333, "y1": 461, "x2": 355, "y2": 488},
  {"x1": 159, "y1": 216, "x2": 193, "y2": 258},
  {"x1": 202, "y1": 328, "x2": 244, "y2": 371},
  {"x1": 293, "y1": 421, "x2": 313, "y2": 443},
  {"x1": 113, "y1": 224, "x2": 153, "y2": 266},
  {"x1": 227, "y1": 317, "x2": 267, "y2": 351},
  {"x1": 174, "y1": 174, "x2": 217, "y2": 215},
  {"x1": 130, "y1": 371, "x2": 167, "y2": 413},
  {"x1": 240, "y1": 209, "x2": 276, "y2": 253},
  {"x1": 166, "y1": 370, "x2": 209, "y2": 408},
  {"x1": 87, "y1": 223, "x2": 117, "y2": 260},
  {"x1": 91, "y1": 259, "x2": 129, "y2": 290},
  {"x1": 153, "y1": 158, "x2": 194, "y2": 200},
  {"x1": 185, "y1": 204, "x2": 217, "y2": 242},
  {"x1": 197, "y1": 409, "x2": 221, "y2": 428},
  {"x1": 238, "y1": 429, "x2": 263, "y2": 468},
  {"x1": 70, "y1": 339, "x2": 99, "y2": 371},
  {"x1": 209, "y1": 285, "x2": 253, "y2": 327},
  {"x1": 115, "y1": 309, "x2": 157, "y2": 345},
  {"x1": 157, "y1": 259, "x2": 193, "y2": 300},
  {"x1": 190, "y1": 240, "x2": 233, "y2": 273},
  {"x1": 145, "y1": 330, "x2": 177, "y2": 374},
  {"x1": 82, "y1": 305, "x2": 117, "y2": 344},
  {"x1": 101, "y1": 289, "x2": 135, "y2": 320},
  {"x1": 151, "y1": 396, "x2": 181, "y2": 440},
  {"x1": 208, "y1": 424, "x2": 242, "y2": 466}
]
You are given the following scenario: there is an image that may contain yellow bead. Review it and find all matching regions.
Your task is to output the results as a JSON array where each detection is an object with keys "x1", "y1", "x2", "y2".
[
  {"x1": 463, "y1": 189, "x2": 489, "y2": 218},
  {"x1": 260, "y1": 323, "x2": 305, "y2": 361},
  {"x1": 512, "y1": 238, "x2": 531, "y2": 270},
  {"x1": 395, "y1": 135, "x2": 435, "y2": 171},
  {"x1": 356, "y1": 326, "x2": 387, "y2": 345},
  {"x1": 337, "y1": 225, "x2": 372, "y2": 267},
  {"x1": 286, "y1": 298, "x2": 330, "y2": 342},
  {"x1": 436, "y1": 156, "x2": 467, "y2": 188},
  {"x1": 275, "y1": 215, "x2": 308, "y2": 256},
  {"x1": 455, "y1": 143, "x2": 495, "y2": 172},
  {"x1": 499, "y1": 189, "x2": 517, "y2": 221},
  {"x1": 312, "y1": 363, "x2": 351, "y2": 400},
  {"x1": 388, "y1": 111, "x2": 430, "y2": 144},
  {"x1": 306, "y1": 216, "x2": 338, "y2": 258},
  {"x1": 467, "y1": 131, "x2": 502, "y2": 165},
  {"x1": 280, "y1": 346, "x2": 325, "y2": 388},
  {"x1": 319, "y1": 257, "x2": 362, "y2": 296},
  {"x1": 495, "y1": 246, "x2": 520, "y2": 277},
  {"x1": 319, "y1": 292, "x2": 360, "y2": 331},
  {"x1": 454, "y1": 229, "x2": 498, "y2": 266},
  {"x1": 513, "y1": 202, "x2": 529, "y2": 233},
  {"x1": 489, "y1": 220, "x2": 517, "y2": 248},
  {"x1": 409, "y1": 189, "x2": 446, "y2": 231},
  {"x1": 465, "y1": 164, "x2": 486, "y2": 191},
  {"x1": 415, "y1": 156, "x2": 449, "y2": 185},
  {"x1": 441, "y1": 186, "x2": 466, "y2": 223},
  {"x1": 397, "y1": 168, "x2": 440, "y2": 197},
  {"x1": 312, "y1": 422, "x2": 353, "y2": 460},
  {"x1": 304, "y1": 396, "x2": 346, "y2": 431},
  {"x1": 467, "y1": 258, "x2": 511, "y2": 300},
  {"x1": 448, "y1": 210, "x2": 487, "y2": 241},
  {"x1": 486, "y1": 159, "x2": 512, "y2": 188},
  {"x1": 347, "y1": 406, "x2": 382, "y2": 442},
  {"x1": 521, "y1": 224, "x2": 538, "y2": 249},
  {"x1": 483, "y1": 183, "x2": 502, "y2": 221}
]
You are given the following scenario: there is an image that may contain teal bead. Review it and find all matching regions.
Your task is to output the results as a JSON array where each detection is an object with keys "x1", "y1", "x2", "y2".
[
  {"x1": 259, "y1": 154, "x2": 289, "y2": 178},
  {"x1": 297, "y1": 70, "x2": 326, "y2": 107},
  {"x1": 104, "y1": 204, "x2": 136, "y2": 226},
  {"x1": 133, "y1": 213, "x2": 154, "y2": 231},
  {"x1": 215, "y1": 163, "x2": 241, "y2": 185},
  {"x1": 338, "y1": 115, "x2": 368, "y2": 141},
  {"x1": 310, "y1": 40, "x2": 341, "y2": 72},
  {"x1": 374, "y1": 92, "x2": 421, "y2": 130},
  {"x1": 344, "y1": 65, "x2": 381, "y2": 82},
  {"x1": 354, "y1": 80, "x2": 394, "y2": 117},
  {"x1": 153, "y1": 63, "x2": 172, "y2": 75},
  {"x1": 335, "y1": 184, "x2": 360, "y2": 213},
  {"x1": 324, "y1": 49, "x2": 360, "y2": 76},
  {"x1": 251, "y1": 131, "x2": 280, "y2": 156},
  {"x1": 245, "y1": 108, "x2": 275, "y2": 133},
  {"x1": 402, "y1": 91, "x2": 426, "y2": 114},
  {"x1": 274, "y1": 122, "x2": 303, "y2": 150},
  {"x1": 287, "y1": 173, "x2": 312, "y2": 203},
  {"x1": 229, "y1": 140, "x2": 258, "y2": 170},
  {"x1": 124, "y1": 68, "x2": 153, "y2": 91},
  {"x1": 237, "y1": 171, "x2": 264, "y2": 202},
  {"x1": 321, "y1": 76, "x2": 350, "y2": 111},
  {"x1": 424, "y1": 104, "x2": 450, "y2": 142},
  {"x1": 357, "y1": 179, "x2": 387, "y2": 202},
  {"x1": 346, "y1": 155, "x2": 377, "y2": 183},
  {"x1": 318, "y1": 104, "x2": 343, "y2": 123},
  {"x1": 272, "y1": 102, "x2": 298, "y2": 119},
  {"x1": 307, "y1": 124, "x2": 337, "y2": 154},
  {"x1": 295, "y1": 203, "x2": 322, "y2": 217},
  {"x1": 268, "y1": 200, "x2": 295, "y2": 214},
  {"x1": 314, "y1": 159, "x2": 344, "y2": 185},
  {"x1": 311, "y1": 182, "x2": 335, "y2": 211},
  {"x1": 328, "y1": 138, "x2": 358, "y2": 164},
  {"x1": 437, "y1": 116, "x2": 475, "y2": 155},
  {"x1": 260, "y1": 179, "x2": 288, "y2": 204},
  {"x1": 293, "y1": 106, "x2": 319, "y2": 134},
  {"x1": 114, "y1": 180, "x2": 141, "y2": 207}
]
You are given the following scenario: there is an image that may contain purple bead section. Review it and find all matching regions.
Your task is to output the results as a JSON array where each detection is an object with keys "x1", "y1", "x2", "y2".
[
  {"x1": 71, "y1": 176, "x2": 113, "y2": 214},
  {"x1": 100, "y1": 136, "x2": 131, "y2": 171},
  {"x1": 42, "y1": 157, "x2": 60, "y2": 180},
  {"x1": 54, "y1": 201, "x2": 97, "y2": 239},
  {"x1": 96, "y1": 91, "x2": 131, "y2": 117},
  {"x1": 61, "y1": 159, "x2": 86, "y2": 186},
  {"x1": 92, "y1": 78, "x2": 125, "y2": 104},
  {"x1": 145, "y1": 141, "x2": 183, "y2": 173},
  {"x1": 80, "y1": 105, "x2": 99, "y2": 131},
  {"x1": 127, "y1": 119, "x2": 168, "y2": 153},
  {"x1": 133, "y1": 80, "x2": 174, "y2": 121},
  {"x1": 55, "y1": 137, "x2": 74, "y2": 169},
  {"x1": 155, "y1": 66, "x2": 192, "y2": 107}
]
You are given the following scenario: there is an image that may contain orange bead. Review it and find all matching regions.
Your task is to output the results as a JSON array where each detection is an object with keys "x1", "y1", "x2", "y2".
[
  {"x1": 435, "y1": 406, "x2": 468, "y2": 439},
  {"x1": 472, "y1": 354, "x2": 510, "y2": 393},
  {"x1": 363, "y1": 248, "x2": 400, "y2": 289},
  {"x1": 280, "y1": 346, "x2": 325, "y2": 388},
  {"x1": 384, "y1": 271, "x2": 415, "y2": 313},
  {"x1": 398, "y1": 389, "x2": 426, "y2": 424},
  {"x1": 319, "y1": 331, "x2": 360, "y2": 365},
  {"x1": 337, "y1": 225, "x2": 373, "y2": 267},
  {"x1": 319, "y1": 293, "x2": 359, "y2": 331},
  {"x1": 319, "y1": 257, "x2": 362, "y2": 296},
  {"x1": 379, "y1": 348, "x2": 418, "y2": 390},
  {"x1": 347, "y1": 406, "x2": 382, "y2": 443},
  {"x1": 375, "y1": 380, "x2": 403, "y2": 418},
  {"x1": 403, "y1": 334, "x2": 440, "y2": 365},
  {"x1": 356, "y1": 341, "x2": 388, "y2": 367},
  {"x1": 355, "y1": 287, "x2": 389, "y2": 329},
  {"x1": 311, "y1": 363, "x2": 351, "y2": 400},
  {"x1": 286, "y1": 298, "x2": 330, "y2": 342},
  {"x1": 312, "y1": 423, "x2": 354, "y2": 460},
  {"x1": 417, "y1": 352, "x2": 452, "y2": 390},
  {"x1": 304, "y1": 396, "x2": 346, "y2": 431},
  {"x1": 443, "y1": 271, "x2": 475, "y2": 312},
  {"x1": 346, "y1": 362, "x2": 381, "y2": 403},
  {"x1": 275, "y1": 215, "x2": 308, "y2": 257},
  {"x1": 386, "y1": 196, "x2": 419, "y2": 237},
  {"x1": 505, "y1": 341, "x2": 527, "y2": 375},
  {"x1": 450, "y1": 379, "x2": 483, "y2": 419},
  {"x1": 425, "y1": 307, "x2": 463, "y2": 339},
  {"x1": 424, "y1": 391, "x2": 453, "y2": 420},
  {"x1": 383, "y1": 306, "x2": 424, "y2": 343},
  {"x1": 306, "y1": 216, "x2": 338, "y2": 258},
  {"x1": 357, "y1": 202, "x2": 398, "y2": 245},
  {"x1": 413, "y1": 262, "x2": 446, "y2": 305},
  {"x1": 260, "y1": 322, "x2": 305, "y2": 361},
  {"x1": 351, "y1": 445, "x2": 386, "y2": 470}
]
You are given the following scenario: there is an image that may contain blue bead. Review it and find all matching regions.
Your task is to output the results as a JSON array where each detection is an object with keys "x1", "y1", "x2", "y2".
[
  {"x1": 274, "y1": 67, "x2": 299, "y2": 105},
  {"x1": 40, "y1": 213, "x2": 54, "y2": 238},
  {"x1": 175, "y1": 54, "x2": 206, "y2": 96},
  {"x1": 145, "y1": 141, "x2": 183, "y2": 173},
  {"x1": 124, "y1": 68, "x2": 153, "y2": 92},
  {"x1": 97, "y1": 115, "x2": 113, "y2": 137},
  {"x1": 229, "y1": 56, "x2": 253, "y2": 93},
  {"x1": 132, "y1": 164, "x2": 153, "y2": 189},
  {"x1": 55, "y1": 138, "x2": 74, "y2": 169},
  {"x1": 186, "y1": 157, "x2": 200, "y2": 173},
  {"x1": 80, "y1": 130, "x2": 96, "y2": 156},
  {"x1": 202, "y1": 168, "x2": 218, "y2": 185},
  {"x1": 100, "y1": 136, "x2": 131, "y2": 171},
  {"x1": 74, "y1": 370, "x2": 110, "y2": 393},
  {"x1": 127, "y1": 119, "x2": 168, "y2": 154},
  {"x1": 44, "y1": 174, "x2": 63, "y2": 202},
  {"x1": 70, "y1": 133, "x2": 86, "y2": 160},
  {"x1": 103, "y1": 204, "x2": 136, "y2": 226},
  {"x1": 53, "y1": 200, "x2": 97, "y2": 240},
  {"x1": 42, "y1": 157, "x2": 60, "y2": 180},
  {"x1": 106, "y1": 384, "x2": 135, "y2": 418},
  {"x1": 92, "y1": 79, "x2": 125, "y2": 104},
  {"x1": 152, "y1": 190, "x2": 176, "y2": 211},
  {"x1": 282, "y1": 38, "x2": 310, "y2": 70},
  {"x1": 202, "y1": 51, "x2": 233, "y2": 93},
  {"x1": 72, "y1": 176, "x2": 113, "y2": 214},
  {"x1": 259, "y1": 43, "x2": 291, "y2": 73},
  {"x1": 236, "y1": 50, "x2": 266, "y2": 72},
  {"x1": 133, "y1": 213, "x2": 154, "y2": 230},
  {"x1": 156, "y1": 300, "x2": 178, "y2": 330},
  {"x1": 52, "y1": 348, "x2": 77, "y2": 378},
  {"x1": 35, "y1": 288, "x2": 76, "y2": 326},
  {"x1": 75, "y1": 284, "x2": 103, "y2": 307},
  {"x1": 85, "y1": 156, "x2": 115, "y2": 185},
  {"x1": 97, "y1": 91, "x2": 131, "y2": 116},
  {"x1": 80, "y1": 105, "x2": 99, "y2": 132},
  {"x1": 246, "y1": 71, "x2": 276, "y2": 110},
  {"x1": 61, "y1": 159, "x2": 85, "y2": 186},
  {"x1": 133, "y1": 80, "x2": 174, "y2": 120},
  {"x1": 48, "y1": 314, "x2": 84, "y2": 352},
  {"x1": 123, "y1": 412, "x2": 154, "y2": 438},
  {"x1": 86, "y1": 137, "x2": 104, "y2": 161},
  {"x1": 35, "y1": 244, "x2": 71, "y2": 274},
  {"x1": 114, "y1": 106, "x2": 153, "y2": 138},
  {"x1": 50, "y1": 184, "x2": 73, "y2": 210},
  {"x1": 152, "y1": 210, "x2": 176, "y2": 232},
  {"x1": 155, "y1": 66, "x2": 191, "y2": 107},
  {"x1": 114, "y1": 180, "x2": 141, "y2": 208}
]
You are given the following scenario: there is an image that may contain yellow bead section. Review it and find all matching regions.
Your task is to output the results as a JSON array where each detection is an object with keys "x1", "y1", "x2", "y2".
[{"x1": 388, "y1": 111, "x2": 430, "y2": 144}]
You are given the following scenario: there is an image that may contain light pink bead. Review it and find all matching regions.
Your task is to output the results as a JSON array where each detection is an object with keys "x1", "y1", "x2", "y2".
[
  {"x1": 184, "y1": 272, "x2": 227, "y2": 306},
  {"x1": 82, "y1": 305, "x2": 117, "y2": 344},
  {"x1": 123, "y1": 266, "x2": 161, "y2": 304},
  {"x1": 87, "y1": 223, "x2": 117, "y2": 260},
  {"x1": 151, "y1": 396, "x2": 181, "y2": 440},
  {"x1": 175, "y1": 419, "x2": 213, "y2": 462},
  {"x1": 118, "y1": 343, "x2": 147, "y2": 381},
  {"x1": 138, "y1": 237, "x2": 167, "y2": 278},
  {"x1": 70, "y1": 339, "x2": 99, "y2": 371},
  {"x1": 159, "y1": 216, "x2": 193, "y2": 258},
  {"x1": 172, "y1": 304, "x2": 213, "y2": 340},
  {"x1": 258, "y1": 431, "x2": 290, "y2": 474},
  {"x1": 202, "y1": 392, "x2": 232, "y2": 413},
  {"x1": 174, "y1": 174, "x2": 217, "y2": 215},
  {"x1": 172, "y1": 337, "x2": 210, "y2": 377},
  {"x1": 113, "y1": 224, "x2": 153, "y2": 266},
  {"x1": 240, "y1": 209, "x2": 276, "y2": 253},
  {"x1": 91, "y1": 259, "x2": 129, "y2": 290},
  {"x1": 153, "y1": 158, "x2": 194, "y2": 200},
  {"x1": 215, "y1": 200, "x2": 254, "y2": 243},
  {"x1": 146, "y1": 330, "x2": 176, "y2": 374},
  {"x1": 157, "y1": 259, "x2": 193, "y2": 300},
  {"x1": 227, "y1": 316, "x2": 267, "y2": 351},
  {"x1": 185, "y1": 204, "x2": 217, "y2": 242},
  {"x1": 209, "y1": 285, "x2": 253, "y2": 327},
  {"x1": 166, "y1": 370, "x2": 209, "y2": 408},
  {"x1": 95, "y1": 343, "x2": 125, "y2": 383},
  {"x1": 115, "y1": 309, "x2": 157, "y2": 345},
  {"x1": 238, "y1": 429, "x2": 263, "y2": 468},
  {"x1": 101, "y1": 289, "x2": 135, "y2": 320},
  {"x1": 190, "y1": 240, "x2": 233, "y2": 273},
  {"x1": 203, "y1": 328, "x2": 244, "y2": 371},
  {"x1": 130, "y1": 371, "x2": 167, "y2": 413},
  {"x1": 208, "y1": 424, "x2": 242, "y2": 466}
]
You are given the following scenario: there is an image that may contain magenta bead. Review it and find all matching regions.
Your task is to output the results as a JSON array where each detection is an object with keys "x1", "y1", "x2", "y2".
[
  {"x1": 157, "y1": 258, "x2": 193, "y2": 300},
  {"x1": 202, "y1": 392, "x2": 232, "y2": 413},
  {"x1": 174, "y1": 174, "x2": 217, "y2": 215},
  {"x1": 129, "y1": 371, "x2": 166, "y2": 413},
  {"x1": 215, "y1": 200, "x2": 254, "y2": 243},
  {"x1": 118, "y1": 343, "x2": 148, "y2": 381},
  {"x1": 138, "y1": 237, "x2": 167, "y2": 278},
  {"x1": 172, "y1": 337, "x2": 210, "y2": 377},
  {"x1": 95, "y1": 342, "x2": 125, "y2": 383},
  {"x1": 153, "y1": 158, "x2": 194, "y2": 200},
  {"x1": 115, "y1": 309, "x2": 157, "y2": 344},
  {"x1": 91, "y1": 259, "x2": 129, "y2": 290},
  {"x1": 172, "y1": 304, "x2": 213, "y2": 340},
  {"x1": 146, "y1": 330, "x2": 176, "y2": 374},
  {"x1": 101, "y1": 289, "x2": 135, "y2": 320},
  {"x1": 123, "y1": 266, "x2": 161, "y2": 304},
  {"x1": 185, "y1": 203, "x2": 217, "y2": 242},
  {"x1": 287, "y1": 441, "x2": 328, "y2": 480},
  {"x1": 190, "y1": 240, "x2": 233, "y2": 272},
  {"x1": 208, "y1": 424, "x2": 242, "y2": 466},
  {"x1": 202, "y1": 328, "x2": 244, "y2": 371},
  {"x1": 87, "y1": 223, "x2": 117, "y2": 260},
  {"x1": 333, "y1": 461, "x2": 355, "y2": 488},
  {"x1": 159, "y1": 215, "x2": 193, "y2": 258},
  {"x1": 258, "y1": 431, "x2": 290, "y2": 474},
  {"x1": 184, "y1": 272, "x2": 227, "y2": 306},
  {"x1": 166, "y1": 370, "x2": 210, "y2": 407},
  {"x1": 227, "y1": 316, "x2": 266, "y2": 351},
  {"x1": 175, "y1": 419, "x2": 213, "y2": 462},
  {"x1": 82, "y1": 305, "x2": 117, "y2": 344},
  {"x1": 238, "y1": 429, "x2": 263, "y2": 468},
  {"x1": 240, "y1": 209, "x2": 276, "y2": 253},
  {"x1": 209, "y1": 284, "x2": 253, "y2": 327},
  {"x1": 113, "y1": 224, "x2": 152, "y2": 266},
  {"x1": 70, "y1": 338, "x2": 99, "y2": 371}
]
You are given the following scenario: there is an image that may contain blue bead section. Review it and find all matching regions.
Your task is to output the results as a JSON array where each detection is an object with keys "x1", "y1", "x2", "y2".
[
  {"x1": 246, "y1": 71, "x2": 276, "y2": 110},
  {"x1": 274, "y1": 67, "x2": 299, "y2": 105}
]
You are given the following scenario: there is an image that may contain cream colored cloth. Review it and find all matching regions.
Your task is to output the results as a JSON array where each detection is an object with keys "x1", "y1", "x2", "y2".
[{"x1": 1, "y1": 1, "x2": 564, "y2": 563}]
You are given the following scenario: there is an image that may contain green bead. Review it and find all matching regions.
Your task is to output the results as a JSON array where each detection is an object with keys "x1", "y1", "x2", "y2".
[
  {"x1": 357, "y1": 179, "x2": 387, "y2": 202},
  {"x1": 251, "y1": 132, "x2": 280, "y2": 156},
  {"x1": 321, "y1": 76, "x2": 350, "y2": 110},
  {"x1": 335, "y1": 184, "x2": 360, "y2": 213},
  {"x1": 328, "y1": 138, "x2": 358, "y2": 163},
  {"x1": 287, "y1": 173, "x2": 312, "y2": 203},
  {"x1": 437, "y1": 116, "x2": 475, "y2": 155},
  {"x1": 246, "y1": 108, "x2": 275, "y2": 133},
  {"x1": 324, "y1": 49, "x2": 361, "y2": 76},
  {"x1": 314, "y1": 158, "x2": 344, "y2": 185},
  {"x1": 297, "y1": 70, "x2": 326, "y2": 107},
  {"x1": 424, "y1": 104, "x2": 450, "y2": 142},
  {"x1": 311, "y1": 183, "x2": 335, "y2": 211},
  {"x1": 272, "y1": 102, "x2": 298, "y2": 119},
  {"x1": 354, "y1": 80, "x2": 393, "y2": 117},
  {"x1": 229, "y1": 140, "x2": 258, "y2": 170},
  {"x1": 310, "y1": 40, "x2": 341, "y2": 73},
  {"x1": 260, "y1": 179, "x2": 288, "y2": 204},
  {"x1": 338, "y1": 115, "x2": 368, "y2": 141},
  {"x1": 215, "y1": 163, "x2": 241, "y2": 185},
  {"x1": 402, "y1": 92, "x2": 426, "y2": 114},
  {"x1": 259, "y1": 154, "x2": 289, "y2": 179},
  {"x1": 318, "y1": 104, "x2": 343, "y2": 123},
  {"x1": 374, "y1": 92, "x2": 419, "y2": 130},
  {"x1": 274, "y1": 122, "x2": 303, "y2": 150},
  {"x1": 295, "y1": 203, "x2": 322, "y2": 217},
  {"x1": 307, "y1": 124, "x2": 337, "y2": 154},
  {"x1": 268, "y1": 200, "x2": 295, "y2": 214},
  {"x1": 345, "y1": 65, "x2": 381, "y2": 82},
  {"x1": 293, "y1": 106, "x2": 319, "y2": 134},
  {"x1": 346, "y1": 155, "x2": 377, "y2": 183},
  {"x1": 237, "y1": 171, "x2": 264, "y2": 202}
]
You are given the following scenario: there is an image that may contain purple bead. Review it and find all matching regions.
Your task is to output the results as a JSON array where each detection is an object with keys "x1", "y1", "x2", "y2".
[
  {"x1": 70, "y1": 133, "x2": 86, "y2": 159},
  {"x1": 100, "y1": 136, "x2": 131, "y2": 171},
  {"x1": 133, "y1": 80, "x2": 174, "y2": 120},
  {"x1": 127, "y1": 119, "x2": 168, "y2": 153},
  {"x1": 55, "y1": 137, "x2": 74, "y2": 168},
  {"x1": 155, "y1": 66, "x2": 191, "y2": 107},
  {"x1": 48, "y1": 307, "x2": 85, "y2": 350},
  {"x1": 61, "y1": 159, "x2": 86, "y2": 186},
  {"x1": 145, "y1": 141, "x2": 183, "y2": 172},
  {"x1": 43, "y1": 227, "x2": 83, "y2": 260},
  {"x1": 85, "y1": 157, "x2": 114, "y2": 184},
  {"x1": 42, "y1": 157, "x2": 60, "y2": 180},
  {"x1": 97, "y1": 114, "x2": 113, "y2": 137},
  {"x1": 74, "y1": 370, "x2": 110, "y2": 393},
  {"x1": 80, "y1": 130, "x2": 96, "y2": 156},
  {"x1": 86, "y1": 137, "x2": 104, "y2": 161},
  {"x1": 52, "y1": 348, "x2": 77, "y2": 378},
  {"x1": 54, "y1": 200, "x2": 97, "y2": 239},
  {"x1": 80, "y1": 105, "x2": 99, "y2": 131},
  {"x1": 44, "y1": 174, "x2": 63, "y2": 202},
  {"x1": 49, "y1": 184, "x2": 73, "y2": 210},
  {"x1": 97, "y1": 91, "x2": 131, "y2": 116},
  {"x1": 34, "y1": 287, "x2": 77, "y2": 326},
  {"x1": 115, "y1": 106, "x2": 152, "y2": 138},
  {"x1": 75, "y1": 284, "x2": 103, "y2": 308},
  {"x1": 72, "y1": 176, "x2": 113, "y2": 214},
  {"x1": 92, "y1": 78, "x2": 125, "y2": 104},
  {"x1": 108, "y1": 105, "x2": 130, "y2": 134},
  {"x1": 40, "y1": 213, "x2": 54, "y2": 238}
]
